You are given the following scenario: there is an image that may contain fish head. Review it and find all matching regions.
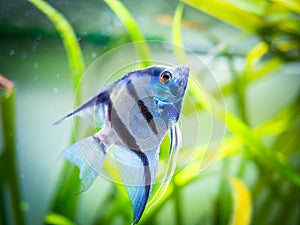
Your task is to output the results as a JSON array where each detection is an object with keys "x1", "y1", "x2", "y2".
[{"x1": 150, "y1": 65, "x2": 189, "y2": 103}]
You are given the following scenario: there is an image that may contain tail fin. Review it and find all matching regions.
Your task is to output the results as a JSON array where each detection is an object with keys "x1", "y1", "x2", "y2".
[{"x1": 60, "y1": 135, "x2": 108, "y2": 190}]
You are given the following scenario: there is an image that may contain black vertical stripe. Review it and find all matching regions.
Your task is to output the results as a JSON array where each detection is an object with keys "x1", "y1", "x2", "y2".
[
  {"x1": 126, "y1": 79, "x2": 159, "y2": 135},
  {"x1": 103, "y1": 87, "x2": 152, "y2": 223},
  {"x1": 92, "y1": 135, "x2": 106, "y2": 155},
  {"x1": 110, "y1": 100, "x2": 140, "y2": 151},
  {"x1": 130, "y1": 149, "x2": 151, "y2": 224},
  {"x1": 96, "y1": 91, "x2": 112, "y2": 121}
]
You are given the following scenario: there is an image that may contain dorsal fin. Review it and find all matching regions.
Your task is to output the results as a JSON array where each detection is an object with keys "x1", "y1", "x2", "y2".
[{"x1": 53, "y1": 91, "x2": 111, "y2": 125}]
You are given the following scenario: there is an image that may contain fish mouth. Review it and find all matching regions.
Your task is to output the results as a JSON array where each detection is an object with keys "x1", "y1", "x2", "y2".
[
  {"x1": 180, "y1": 65, "x2": 189, "y2": 75},
  {"x1": 175, "y1": 65, "x2": 189, "y2": 88},
  {"x1": 169, "y1": 65, "x2": 189, "y2": 101}
]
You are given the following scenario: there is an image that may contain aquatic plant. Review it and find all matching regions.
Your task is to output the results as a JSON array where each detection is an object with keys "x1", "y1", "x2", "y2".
[
  {"x1": 1, "y1": 0, "x2": 299, "y2": 224},
  {"x1": 0, "y1": 76, "x2": 25, "y2": 225}
]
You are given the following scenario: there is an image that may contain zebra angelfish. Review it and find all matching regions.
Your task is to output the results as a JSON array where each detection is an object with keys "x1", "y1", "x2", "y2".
[{"x1": 55, "y1": 65, "x2": 189, "y2": 224}]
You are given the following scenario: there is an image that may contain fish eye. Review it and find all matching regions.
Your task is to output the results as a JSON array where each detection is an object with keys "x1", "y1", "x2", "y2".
[{"x1": 159, "y1": 71, "x2": 172, "y2": 84}]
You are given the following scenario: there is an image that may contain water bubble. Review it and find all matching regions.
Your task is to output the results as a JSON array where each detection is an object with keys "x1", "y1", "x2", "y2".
[
  {"x1": 91, "y1": 52, "x2": 97, "y2": 58},
  {"x1": 35, "y1": 34, "x2": 42, "y2": 40},
  {"x1": 20, "y1": 52, "x2": 28, "y2": 59},
  {"x1": 32, "y1": 41, "x2": 38, "y2": 49},
  {"x1": 56, "y1": 73, "x2": 61, "y2": 78},
  {"x1": 33, "y1": 62, "x2": 39, "y2": 69},
  {"x1": 53, "y1": 87, "x2": 59, "y2": 94},
  {"x1": 8, "y1": 49, "x2": 15, "y2": 56},
  {"x1": 20, "y1": 202, "x2": 29, "y2": 212},
  {"x1": 77, "y1": 36, "x2": 82, "y2": 41},
  {"x1": 23, "y1": 10, "x2": 30, "y2": 17},
  {"x1": 34, "y1": 76, "x2": 38, "y2": 81}
]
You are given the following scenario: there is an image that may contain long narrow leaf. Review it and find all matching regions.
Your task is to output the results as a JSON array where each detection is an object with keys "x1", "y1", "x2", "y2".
[
  {"x1": 28, "y1": 0, "x2": 85, "y2": 218},
  {"x1": 272, "y1": 0, "x2": 300, "y2": 14},
  {"x1": 173, "y1": 2, "x2": 187, "y2": 64},
  {"x1": 45, "y1": 213, "x2": 77, "y2": 225},
  {"x1": 28, "y1": 0, "x2": 84, "y2": 104},
  {"x1": 245, "y1": 42, "x2": 268, "y2": 72},
  {"x1": 173, "y1": 1, "x2": 300, "y2": 187},
  {"x1": 213, "y1": 57, "x2": 282, "y2": 99},
  {"x1": 229, "y1": 177, "x2": 252, "y2": 225},
  {"x1": 105, "y1": 0, "x2": 151, "y2": 67},
  {"x1": 176, "y1": 91, "x2": 300, "y2": 187},
  {"x1": 0, "y1": 77, "x2": 26, "y2": 225},
  {"x1": 181, "y1": 0, "x2": 263, "y2": 32}
]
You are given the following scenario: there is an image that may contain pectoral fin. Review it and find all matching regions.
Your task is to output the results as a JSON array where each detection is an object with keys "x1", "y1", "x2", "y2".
[{"x1": 112, "y1": 146, "x2": 159, "y2": 224}]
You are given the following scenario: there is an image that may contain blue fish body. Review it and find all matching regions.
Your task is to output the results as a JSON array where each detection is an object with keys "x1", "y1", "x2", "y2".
[{"x1": 55, "y1": 65, "x2": 189, "y2": 224}]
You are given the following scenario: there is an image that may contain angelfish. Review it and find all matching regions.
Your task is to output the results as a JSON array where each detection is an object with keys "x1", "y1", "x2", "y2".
[{"x1": 55, "y1": 65, "x2": 189, "y2": 224}]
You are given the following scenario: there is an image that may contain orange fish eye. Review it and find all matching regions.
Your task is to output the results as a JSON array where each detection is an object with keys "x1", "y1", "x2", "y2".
[{"x1": 159, "y1": 71, "x2": 173, "y2": 84}]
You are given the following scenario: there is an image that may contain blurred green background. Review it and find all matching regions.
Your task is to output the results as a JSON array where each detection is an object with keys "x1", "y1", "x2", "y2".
[{"x1": 1, "y1": 0, "x2": 300, "y2": 225}]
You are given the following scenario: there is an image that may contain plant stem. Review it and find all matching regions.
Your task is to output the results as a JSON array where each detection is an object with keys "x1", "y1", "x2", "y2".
[
  {"x1": 0, "y1": 187, "x2": 8, "y2": 225},
  {"x1": 215, "y1": 158, "x2": 232, "y2": 225},
  {"x1": 28, "y1": 0, "x2": 86, "y2": 219},
  {"x1": 28, "y1": 0, "x2": 84, "y2": 104},
  {"x1": 227, "y1": 57, "x2": 249, "y2": 178},
  {"x1": 105, "y1": 0, "x2": 151, "y2": 67},
  {"x1": 172, "y1": 180, "x2": 183, "y2": 225},
  {"x1": 0, "y1": 86, "x2": 26, "y2": 225},
  {"x1": 228, "y1": 57, "x2": 249, "y2": 124},
  {"x1": 50, "y1": 161, "x2": 80, "y2": 218}
]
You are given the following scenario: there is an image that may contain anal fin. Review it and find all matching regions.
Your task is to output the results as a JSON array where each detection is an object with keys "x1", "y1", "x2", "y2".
[
  {"x1": 112, "y1": 146, "x2": 159, "y2": 224},
  {"x1": 60, "y1": 134, "x2": 108, "y2": 190}
]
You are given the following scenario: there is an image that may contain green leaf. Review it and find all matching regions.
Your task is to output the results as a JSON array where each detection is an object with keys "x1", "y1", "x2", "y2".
[
  {"x1": 214, "y1": 57, "x2": 282, "y2": 100},
  {"x1": 272, "y1": 0, "x2": 300, "y2": 14},
  {"x1": 45, "y1": 213, "x2": 77, "y2": 225},
  {"x1": 181, "y1": 0, "x2": 264, "y2": 32},
  {"x1": 1, "y1": 82, "x2": 26, "y2": 225},
  {"x1": 105, "y1": 0, "x2": 151, "y2": 67},
  {"x1": 28, "y1": 0, "x2": 84, "y2": 104},
  {"x1": 229, "y1": 177, "x2": 252, "y2": 225},
  {"x1": 172, "y1": 2, "x2": 187, "y2": 64},
  {"x1": 245, "y1": 42, "x2": 268, "y2": 72},
  {"x1": 173, "y1": 1, "x2": 300, "y2": 187},
  {"x1": 250, "y1": 58, "x2": 282, "y2": 81},
  {"x1": 254, "y1": 107, "x2": 296, "y2": 137},
  {"x1": 176, "y1": 92, "x2": 300, "y2": 187},
  {"x1": 28, "y1": 0, "x2": 85, "y2": 218},
  {"x1": 175, "y1": 136, "x2": 242, "y2": 186}
]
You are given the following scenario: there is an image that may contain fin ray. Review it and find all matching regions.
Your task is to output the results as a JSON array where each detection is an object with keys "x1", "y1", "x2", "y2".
[
  {"x1": 147, "y1": 123, "x2": 182, "y2": 211},
  {"x1": 60, "y1": 134, "x2": 109, "y2": 190},
  {"x1": 54, "y1": 90, "x2": 111, "y2": 125},
  {"x1": 112, "y1": 146, "x2": 159, "y2": 224}
]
